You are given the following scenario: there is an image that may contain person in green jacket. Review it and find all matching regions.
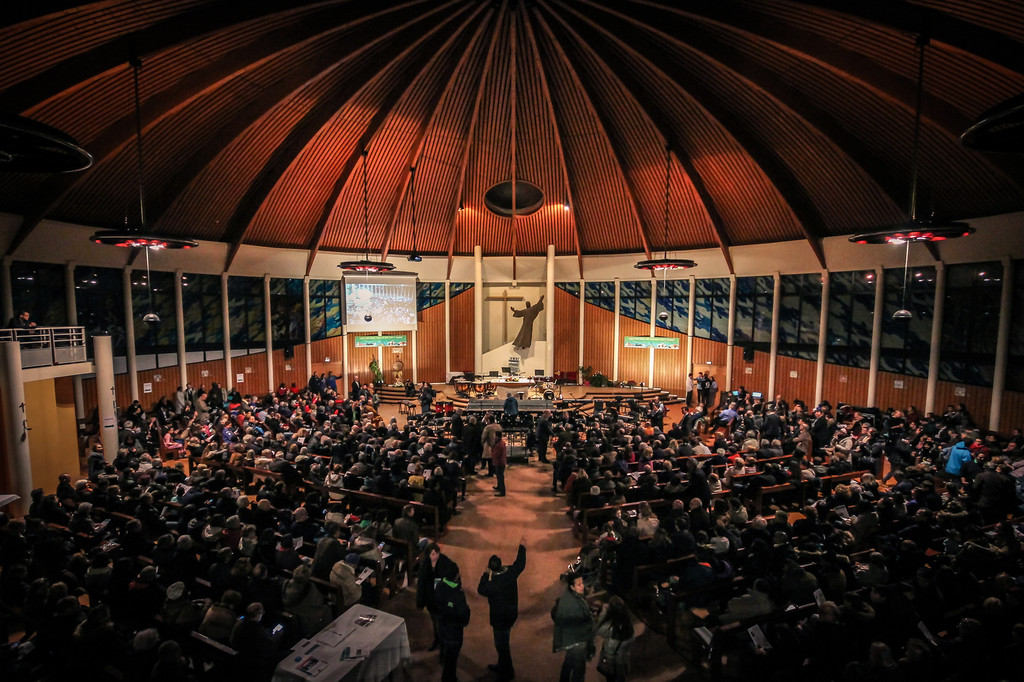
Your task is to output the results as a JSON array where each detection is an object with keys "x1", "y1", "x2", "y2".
[{"x1": 552, "y1": 572, "x2": 595, "y2": 682}]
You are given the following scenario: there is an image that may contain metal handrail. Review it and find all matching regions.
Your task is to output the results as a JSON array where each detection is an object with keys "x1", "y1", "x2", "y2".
[{"x1": 0, "y1": 326, "x2": 87, "y2": 368}]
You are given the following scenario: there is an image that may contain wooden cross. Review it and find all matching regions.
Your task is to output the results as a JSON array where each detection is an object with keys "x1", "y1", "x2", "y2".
[{"x1": 484, "y1": 288, "x2": 525, "y2": 344}]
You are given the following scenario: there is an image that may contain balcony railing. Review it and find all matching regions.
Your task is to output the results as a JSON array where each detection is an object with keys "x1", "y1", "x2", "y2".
[{"x1": 0, "y1": 326, "x2": 88, "y2": 369}]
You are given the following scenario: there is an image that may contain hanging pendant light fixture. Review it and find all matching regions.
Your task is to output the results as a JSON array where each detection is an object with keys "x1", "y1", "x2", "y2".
[
  {"x1": 90, "y1": 56, "x2": 198, "y2": 250},
  {"x1": 850, "y1": 34, "x2": 974, "y2": 247},
  {"x1": 339, "y1": 148, "x2": 395, "y2": 272},
  {"x1": 635, "y1": 145, "x2": 696, "y2": 271},
  {"x1": 407, "y1": 166, "x2": 422, "y2": 262}
]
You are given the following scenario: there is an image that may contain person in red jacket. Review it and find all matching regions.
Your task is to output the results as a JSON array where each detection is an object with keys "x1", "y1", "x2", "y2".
[{"x1": 492, "y1": 430, "x2": 508, "y2": 497}]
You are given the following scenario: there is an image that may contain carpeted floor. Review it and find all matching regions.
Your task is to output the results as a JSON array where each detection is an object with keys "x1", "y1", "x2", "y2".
[{"x1": 383, "y1": 454, "x2": 696, "y2": 681}]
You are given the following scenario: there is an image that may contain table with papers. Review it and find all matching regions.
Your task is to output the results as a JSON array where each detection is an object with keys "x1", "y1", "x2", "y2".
[{"x1": 273, "y1": 605, "x2": 410, "y2": 682}]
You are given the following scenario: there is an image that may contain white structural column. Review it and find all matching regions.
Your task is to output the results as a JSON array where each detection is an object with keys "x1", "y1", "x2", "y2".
[
  {"x1": 866, "y1": 266, "x2": 885, "y2": 407},
  {"x1": 66, "y1": 262, "x2": 85, "y2": 420},
  {"x1": 726, "y1": 275, "x2": 737, "y2": 391},
  {"x1": 122, "y1": 268, "x2": 139, "y2": 402},
  {"x1": 612, "y1": 279, "x2": 621, "y2": 381},
  {"x1": 546, "y1": 245, "x2": 555, "y2": 375},
  {"x1": 411, "y1": 328, "x2": 419, "y2": 384},
  {"x1": 989, "y1": 256, "x2": 1014, "y2": 431},
  {"x1": 685, "y1": 275, "x2": 695, "y2": 384},
  {"x1": 302, "y1": 277, "x2": 312, "y2": 378},
  {"x1": 443, "y1": 279, "x2": 450, "y2": 380},
  {"x1": 925, "y1": 264, "x2": 946, "y2": 415},
  {"x1": 341, "y1": 328, "x2": 349, "y2": 391},
  {"x1": 174, "y1": 269, "x2": 187, "y2": 390},
  {"x1": 474, "y1": 246, "x2": 483, "y2": 374},
  {"x1": 1, "y1": 256, "x2": 13, "y2": 324},
  {"x1": 577, "y1": 278, "x2": 585, "y2": 375},
  {"x1": 649, "y1": 278, "x2": 657, "y2": 388},
  {"x1": 263, "y1": 275, "x2": 273, "y2": 394},
  {"x1": 221, "y1": 274, "x2": 233, "y2": 391},
  {"x1": 767, "y1": 272, "x2": 781, "y2": 401},
  {"x1": 93, "y1": 335, "x2": 120, "y2": 462},
  {"x1": 814, "y1": 270, "x2": 830, "y2": 407},
  {"x1": 0, "y1": 342, "x2": 32, "y2": 516}
]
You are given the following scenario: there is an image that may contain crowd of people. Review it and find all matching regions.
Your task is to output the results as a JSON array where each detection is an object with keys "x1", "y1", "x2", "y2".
[{"x1": 1, "y1": 369, "x2": 1022, "y2": 681}]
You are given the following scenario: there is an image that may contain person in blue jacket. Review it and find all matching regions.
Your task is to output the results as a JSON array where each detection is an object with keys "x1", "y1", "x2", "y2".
[{"x1": 945, "y1": 436, "x2": 975, "y2": 477}]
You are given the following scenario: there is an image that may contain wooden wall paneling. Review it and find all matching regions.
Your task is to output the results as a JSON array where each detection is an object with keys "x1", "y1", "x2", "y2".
[
  {"x1": 273, "y1": 344, "x2": 308, "y2": 392},
  {"x1": 310, "y1": 337, "x2": 345, "y2": 378},
  {"x1": 617, "y1": 316, "x2": 651, "y2": 385},
  {"x1": 874, "y1": 372, "x2": 929, "y2": 414},
  {"x1": 731, "y1": 346, "x2": 771, "y2": 398},
  {"x1": 651, "y1": 328, "x2": 688, "y2": 397},
  {"x1": 417, "y1": 303, "x2": 446, "y2": 383},
  {"x1": 377, "y1": 331, "x2": 409, "y2": 386},
  {"x1": 772, "y1": 355, "x2": 818, "y2": 405},
  {"x1": 999, "y1": 390, "x2": 1024, "y2": 434},
  {"x1": 347, "y1": 334, "x2": 381, "y2": 387},
  {"x1": 821, "y1": 363, "x2": 870, "y2": 407},
  {"x1": 553, "y1": 287, "x2": 580, "y2": 375},
  {"x1": 582, "y1": 303, "x2": 615, "y2": 380},
  {"x1": 934, "y1": 380, "x2": 992, "y2": 431},
  {"x1": 230, "y1": 351, "x2": 269, "y2": 397},
  {"x1": 691, "y1": 337, "x2": 728, "y2": 367},
  {"x1": 449, "y1": 289, "x2": 475, "y2": 377}
]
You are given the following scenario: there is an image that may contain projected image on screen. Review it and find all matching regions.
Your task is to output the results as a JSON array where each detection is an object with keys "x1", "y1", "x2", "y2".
[{"x1": 344, "y1": 279, "x2": 417, "y2": 332}]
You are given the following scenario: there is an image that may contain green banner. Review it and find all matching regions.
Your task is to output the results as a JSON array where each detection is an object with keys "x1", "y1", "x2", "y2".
[
  {"x1": 624, "y1": 336, "x2": 680, "y2": 349},
  {"x1": 354, "y1": 334, "x2": 408, "y2": 347}
]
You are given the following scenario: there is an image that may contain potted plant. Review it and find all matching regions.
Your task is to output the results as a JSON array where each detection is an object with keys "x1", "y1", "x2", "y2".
[{"x1": 369, "y1": 357, "x2": 384, "y2": 386}]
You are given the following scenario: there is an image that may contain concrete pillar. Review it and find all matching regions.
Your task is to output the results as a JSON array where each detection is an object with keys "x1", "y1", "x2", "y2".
[
  {"x1": 303, "y1": 276, "x2": 312, "y2": 379},
  {"x1": 1, "y1": 256, "x2": 13, "y2": 325},
  {"x1": 175, "y1": 269, "x2": 187, "y2": 390},
  {"x1": 577, "y1": 278, "x2": 585, "y2": 378},
  {"x1": 649, "y1": 278, "x2": 657, "y2": 388},
  {"x1": 0, "y1": 342, "x2": 32, "y2": 516},
  {"x1": 93, "y1": 335, "x2": 120, "y2": 462},
  {"x1": 767, "y1": 272, "x2": 781, "y2": 401},
  {"x1": 925, "y1": 264, "x2": 945, "y2": 415},
  {"x1": 122, "y1": 268, "x2": 139, "y2": 402},
  {"x1": 411, "y1": 329, "x2": 419, "y2": 384},
  {"x1": 867, "y1": 266, "x2": 884, "y2": 407},
  {"x1": 444, "y1": 280, "x2": 451, "y2": 379},
  {"x1": 65, "y1": 262, "x2": 85, "y2": 421},
  {"x1": 263, "y1": 275, "x2": 273, "y2": 394},
  {"x1": 474, "y1": 246, "x2": 483, "y2": 374},
  {"x1": 686, "y1": 275, "x2": 695, "y2": 390},
  {"x1": 989, "y1": 257, "x2": 1014, "y2": 431},
  {"x1": 221, "y1": 274, "x2": 233, "y2": 392},
  {"x1": 726, "y1": 275, "x2": 737, "y2": 392},
  {"x1": 546, "y1": 244, "x2": 555, "y2": 376},
  {"x1": 612, "y1": 279, "x2": 621, "y2": 381},
  {"x1": 814, "y1": 271, "x2": 830, "y2": 407}
]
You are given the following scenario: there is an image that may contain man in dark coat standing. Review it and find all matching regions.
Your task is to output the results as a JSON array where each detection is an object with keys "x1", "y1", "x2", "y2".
[
  {"x1": 477, "y1": 539, "x2": 527, "y2": 682},
  {"x1": 417, "y1": 542, "x2": 460, "y2": 651},
  {"x1": 435, "y1": 565, "x2": 470, "y2": 682}
]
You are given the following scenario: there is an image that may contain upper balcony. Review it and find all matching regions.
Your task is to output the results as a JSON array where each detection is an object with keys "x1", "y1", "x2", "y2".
[{"x1": 0, "y1": 326, "x2": 88, "y2": 369}]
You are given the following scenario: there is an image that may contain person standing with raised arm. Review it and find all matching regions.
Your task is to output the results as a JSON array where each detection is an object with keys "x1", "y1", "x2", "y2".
[{"x1": 477, "y1": 537, "x2": 527, "y2": 682}]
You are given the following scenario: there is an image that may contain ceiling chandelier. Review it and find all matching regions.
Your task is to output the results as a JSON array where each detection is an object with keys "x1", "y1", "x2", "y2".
[
  {"x1": 90, "y1": 56, "x2": 198, "y2": 250},
  {"x1": 339, "y1": 148, "x2": 395, "y2": 273},
  {"x1": 850, "y1": 35, "x2": 974, "y2": 248},
  {"x1": 0, "y1": 113, "x2": 92, "y2": 173},
  {"x1": 635, "y1": 145, "x2": 696, "y2": 271}
]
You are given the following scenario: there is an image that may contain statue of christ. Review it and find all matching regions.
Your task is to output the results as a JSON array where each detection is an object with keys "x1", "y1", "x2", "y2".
[{"x1": 510, "y1": 296, "x2": 544, "y2": 350}]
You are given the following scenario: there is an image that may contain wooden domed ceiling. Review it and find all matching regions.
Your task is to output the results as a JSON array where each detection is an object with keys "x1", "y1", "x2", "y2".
[{"x1": 2, "y1": 0, "x2": 1023, "y2": 274}]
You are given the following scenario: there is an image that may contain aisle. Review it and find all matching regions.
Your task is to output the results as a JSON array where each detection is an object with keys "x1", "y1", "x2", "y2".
[
  {"x1": 393, "y1": 460, "x2": 579, "y2": 680},
  {"x1": 387, "y1": 460, "x2": 694, "y2": 681}
]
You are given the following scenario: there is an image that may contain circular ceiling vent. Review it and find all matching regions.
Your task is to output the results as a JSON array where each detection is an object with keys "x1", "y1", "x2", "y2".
[{"x1": 483, "y1": 179, "x2": 544, "y2": 217}]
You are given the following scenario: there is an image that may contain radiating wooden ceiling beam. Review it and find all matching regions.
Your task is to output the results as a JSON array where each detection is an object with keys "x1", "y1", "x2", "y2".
[
  {"x1": 522, "y1": 5, "x2": 584, "y2": 279},
  {"x1": 225, "y1": 3, "x2": 470, "y2": 271},
  {"x1": 532, "y1": 5, "x2": 653, "y2": 261},
  {"x1": 446, "y1": 4, "x2": 505, "y2": 279},
  {"x1": 6, "y1": 1, "x2": 431, "y2": 258},
  {"x1": 558, "y1": 0, "x2": 827, "y2": 269},
  {"x1": 377, "y1": 4, "x2": 491, "y2": 263}
]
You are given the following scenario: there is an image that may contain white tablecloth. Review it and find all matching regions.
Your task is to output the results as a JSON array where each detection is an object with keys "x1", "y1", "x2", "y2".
[{"x1": 273, "y1": 606, "x2": 410, "y2": 682}]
